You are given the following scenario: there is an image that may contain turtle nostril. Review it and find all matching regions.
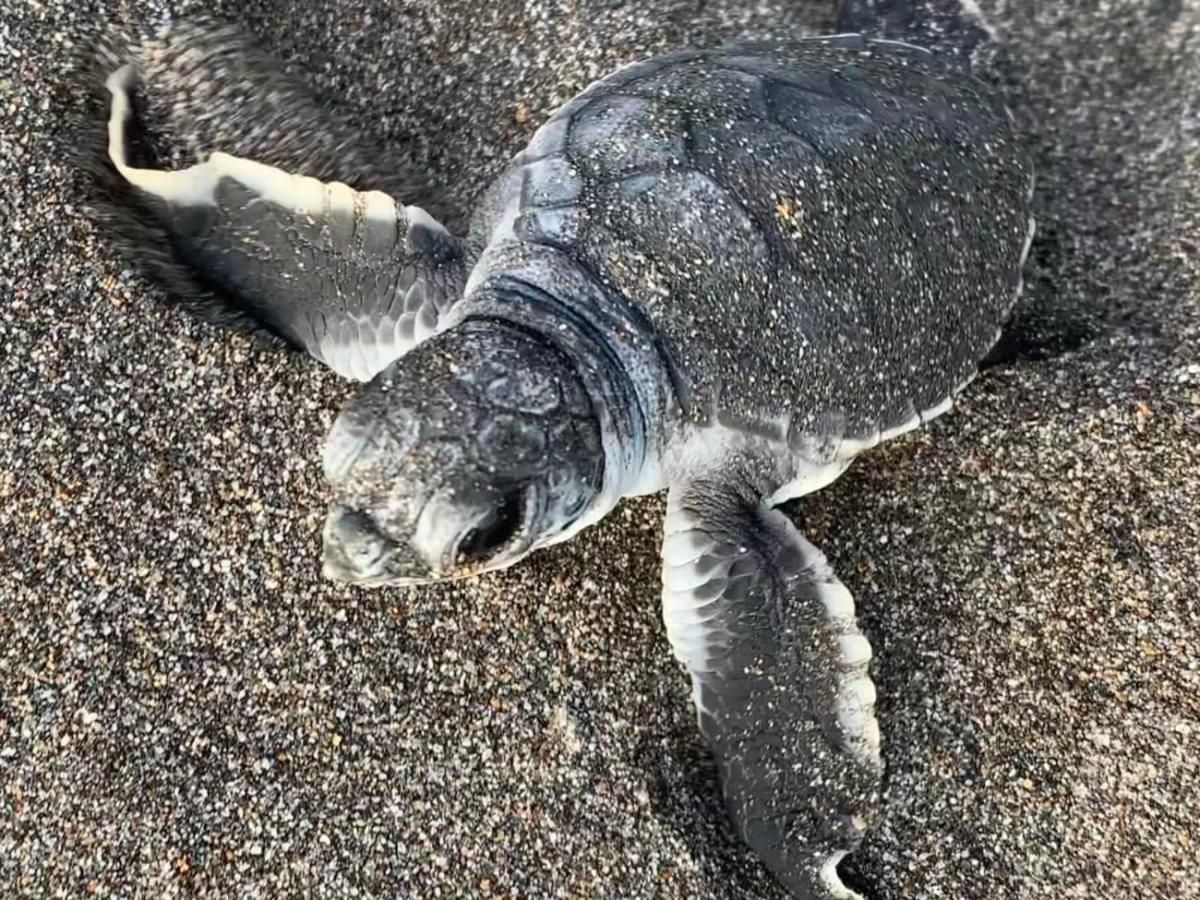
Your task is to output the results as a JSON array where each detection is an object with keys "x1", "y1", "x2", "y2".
[{"x1": 328, "y1": 507, "x2": 390, "y2": 567}]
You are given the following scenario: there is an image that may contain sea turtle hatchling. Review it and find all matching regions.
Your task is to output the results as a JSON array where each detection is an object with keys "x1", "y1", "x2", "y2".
[{"x1": 83, "y1": 1, "x2": 1034, "y2": 896}]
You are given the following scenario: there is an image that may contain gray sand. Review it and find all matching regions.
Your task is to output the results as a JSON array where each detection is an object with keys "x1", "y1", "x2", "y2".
[{"x1": 1, "y1": 1, "x2": 1197, "y2": 898}]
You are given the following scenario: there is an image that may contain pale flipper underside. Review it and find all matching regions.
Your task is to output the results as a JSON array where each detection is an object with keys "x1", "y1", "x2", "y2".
[
  {"x1": 661, "y1": 478, "x2": 881, "y2": 899},
  {"x1": 95, "y1": 52, "x2": 465, "y2": 381}
]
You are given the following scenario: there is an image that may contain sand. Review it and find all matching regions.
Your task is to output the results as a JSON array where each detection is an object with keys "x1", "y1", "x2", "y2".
[{"x1": 1, "y1": 1, "x2": 1197, "y2": 897}]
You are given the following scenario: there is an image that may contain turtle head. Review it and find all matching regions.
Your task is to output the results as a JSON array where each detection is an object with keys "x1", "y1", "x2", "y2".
[{"x1": 320, "y1": 321, "x2": 606, "y2": 586}]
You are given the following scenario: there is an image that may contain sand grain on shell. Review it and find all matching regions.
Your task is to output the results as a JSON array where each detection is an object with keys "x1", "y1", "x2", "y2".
[{"x1": 1, "y1": 1, "x2": 1197, "y2": 898}]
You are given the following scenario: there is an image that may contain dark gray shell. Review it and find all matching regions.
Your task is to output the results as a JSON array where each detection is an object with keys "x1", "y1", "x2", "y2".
[{"x1": 472, "y1": 38, "x2": 1034, "y2": 442}]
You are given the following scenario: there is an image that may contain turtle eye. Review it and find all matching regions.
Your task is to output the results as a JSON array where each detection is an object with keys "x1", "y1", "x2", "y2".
[{"x1": 456, "y1": 491, "x2": 523, "y2": 564}]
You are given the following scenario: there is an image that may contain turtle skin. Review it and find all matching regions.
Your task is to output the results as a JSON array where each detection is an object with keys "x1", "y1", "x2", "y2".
[{"x1": 471, "y1": 36, "x2": 1033, "y2": 444}]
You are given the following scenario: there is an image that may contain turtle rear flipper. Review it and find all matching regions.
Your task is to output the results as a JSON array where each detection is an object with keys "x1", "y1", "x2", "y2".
[
  {"x1": 661, "y1": 479, "x2": 881, "y2": 899},
  {"x1": 80, "y1": 24, "x2": 467, "y2": 382}
]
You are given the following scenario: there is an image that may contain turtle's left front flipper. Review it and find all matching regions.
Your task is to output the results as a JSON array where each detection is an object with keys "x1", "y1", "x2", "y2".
[
  {"x1": 84, "y1": 27, "x2": 466, "y2": 383},
  {"x1": 661, "y1": 479, "x2": 881, "y2": 899}
]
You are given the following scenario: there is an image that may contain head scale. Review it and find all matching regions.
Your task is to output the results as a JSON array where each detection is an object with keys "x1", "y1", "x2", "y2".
[{"x1": 321, "y1": 320, "x2": 605, "y2": 586}]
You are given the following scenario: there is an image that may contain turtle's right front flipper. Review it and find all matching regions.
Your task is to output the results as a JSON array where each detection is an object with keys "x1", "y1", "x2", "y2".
[
  {"x1": 83, "y1": 27, "x2": 467, "y2": 383},
  {"x1": 661, "y1": 478, "x2": 881, "y2": 899}
]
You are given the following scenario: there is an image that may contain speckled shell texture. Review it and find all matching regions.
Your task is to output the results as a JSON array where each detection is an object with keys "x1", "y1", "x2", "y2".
[{"x1": 484, "y1": 39, "x2": 1033, "y2": 441}]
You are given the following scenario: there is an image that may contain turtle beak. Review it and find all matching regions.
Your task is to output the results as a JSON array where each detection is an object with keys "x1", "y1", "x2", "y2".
[
  {"x1": 321, "y1": 504, "x2": 439, "y2": 586},
  {"x1": 321, "y1": 484, "x2": 545, "y2": 586}
]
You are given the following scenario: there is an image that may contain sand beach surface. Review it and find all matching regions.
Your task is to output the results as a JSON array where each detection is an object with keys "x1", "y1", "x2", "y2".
[{"x1": 1, "y1": 1, "x2": 1197, "y2": 896}]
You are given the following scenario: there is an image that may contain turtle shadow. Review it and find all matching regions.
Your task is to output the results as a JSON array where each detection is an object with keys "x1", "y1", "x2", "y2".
[
  {"x1": 633, "y1": 730, "x2": 768, "y2": 897},
  {"x1": 981, "y1": 219, "x2": 1103, "y2": 368},
  {"x1": 976, "y1": 3, "x2": 1195, "y2": 368},
  {"x1": 634, "y1": 724, "x2": 887, "y2": 899}
]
